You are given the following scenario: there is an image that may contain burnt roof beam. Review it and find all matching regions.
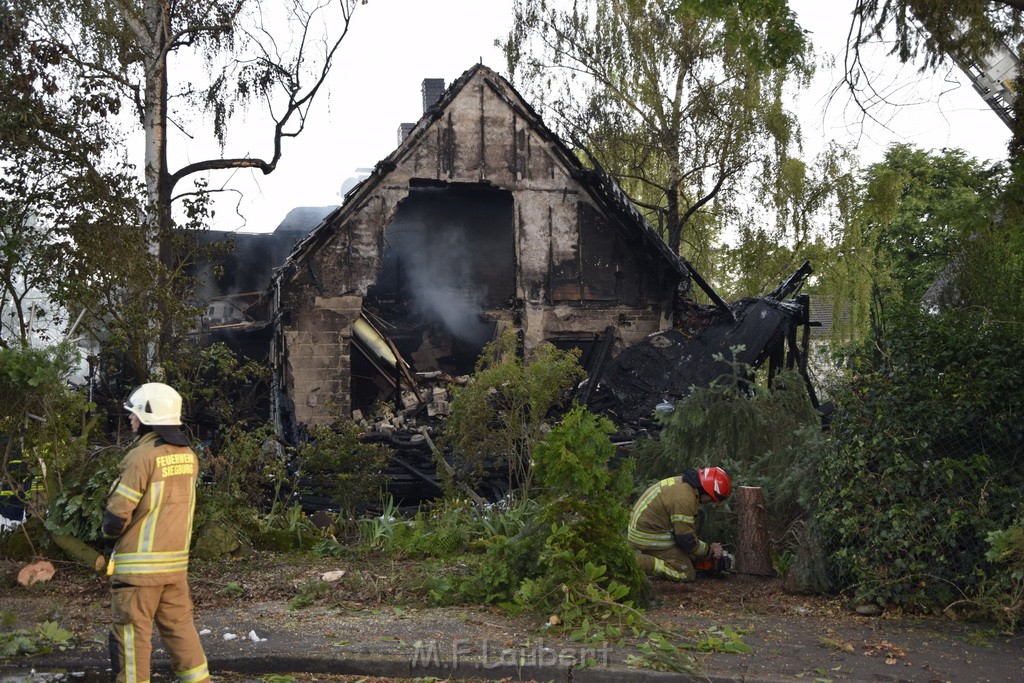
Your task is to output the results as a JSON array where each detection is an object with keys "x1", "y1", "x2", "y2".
[{"x1": 483, "y1": 75, "x2": 734, "y2": 321}]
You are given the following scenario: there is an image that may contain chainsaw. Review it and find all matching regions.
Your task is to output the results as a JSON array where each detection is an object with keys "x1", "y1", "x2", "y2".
[{"x1": 693, "y1": 547, "x2": 735, "y2": 575}]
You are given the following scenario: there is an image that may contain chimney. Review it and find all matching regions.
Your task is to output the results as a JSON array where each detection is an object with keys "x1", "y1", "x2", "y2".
[
  {"x1": 398, "y1": 79, "x2": 446, "y2": 144},
  {"x1": 397, "y1": 123, "x2": 415, "y2": 145},
  {"x1": 422, "y1": 78, "x2": 445, "y2": 112}
]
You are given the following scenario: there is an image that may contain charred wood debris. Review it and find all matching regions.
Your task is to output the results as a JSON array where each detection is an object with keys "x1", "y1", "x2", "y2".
[{"x1": 314, "y1": 261, "x2": 821, "y2": 510}]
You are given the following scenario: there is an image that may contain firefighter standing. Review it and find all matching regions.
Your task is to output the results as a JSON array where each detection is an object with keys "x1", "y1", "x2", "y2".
[
  {"x1": 628, "y1": 467, "x2": 731, "y2": 581},
  {"x1": 102, "y1": 382, "x2": 210, "y2": 683}
]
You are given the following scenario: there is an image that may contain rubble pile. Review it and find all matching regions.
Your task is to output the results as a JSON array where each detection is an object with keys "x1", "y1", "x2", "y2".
[
  {"x1": 352, "y1": 371, "x2": 469, "y2": 435},
  {"x1": 348, "y1": 372, "x2": 505, "y2": 509}
]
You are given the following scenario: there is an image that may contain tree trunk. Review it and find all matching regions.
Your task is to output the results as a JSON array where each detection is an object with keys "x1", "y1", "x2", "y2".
[
  {"x1": 49, "y1": 533, "x2": 106, "y2": 572},
  {"x1": 735, "y1": 485, "x2": 773, "y2": 576},
  {"x1": 665, "y1": 183, "x2": 681, "y2": 254}
]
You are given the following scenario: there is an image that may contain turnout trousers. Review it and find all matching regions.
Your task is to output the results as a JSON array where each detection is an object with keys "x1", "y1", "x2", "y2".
[
  {"x1": 632, "y1": 546, "x2": 696, "y2": 581},
  {"x1": 109, "y1": 580, "x2": 210, "y2": 683}
]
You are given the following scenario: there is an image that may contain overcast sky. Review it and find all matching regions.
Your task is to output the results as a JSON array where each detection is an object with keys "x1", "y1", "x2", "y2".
[{"x1": 201, "y1": 0, "x2": 1012, "y2": 233}]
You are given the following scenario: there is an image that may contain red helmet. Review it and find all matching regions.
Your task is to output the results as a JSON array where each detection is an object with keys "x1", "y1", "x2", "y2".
[{"x1": 698, "y1": 467, "x2": 731, "y2": 502}]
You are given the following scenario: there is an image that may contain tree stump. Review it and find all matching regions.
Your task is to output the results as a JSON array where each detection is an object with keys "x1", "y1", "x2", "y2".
[{"x1": 735, "y1": 486, "x2": 773, "y2": 577}]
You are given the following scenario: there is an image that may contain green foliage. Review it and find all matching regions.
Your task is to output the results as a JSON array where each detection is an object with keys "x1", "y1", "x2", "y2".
[
  {"x1": 813, "y1": 308, "x2": 1024, "y2": 610},
  {"x1": 717, "y1": 144, "x2": 857, "y2": 300},
  {"x1": 530, "y1": 407, "x2": 649, "y2": 600},
  {"x1": 0, "y1": 620, "x2": 74, "y2": 657},
  {"x1": 444, "y1": 329, "x2": 585, "y2": 496},
  {"x1": 202, "y1": 423, "x2": 284, "y2": 507},
  {"x1": 976, "y1": 518, "x2": 1024, "y2": 629},
  {"x1": 162, "y1": 342, "x2": 270, "y2": 427},
  {"x1": 193, "y1": 422, "x2": 325, "y2": 555},
  {"x1": 503, "y1": 0, "x2": 813, "y2": 272},
  {"x1": 376, "y1": 408, "x2": 654, "y2": 640},
  {"x1": 686, "y1": 625, "x2": 753, "y2": 654},
  {"x1": 652, "y1": 359, "x2": 819, "y2": 479},
  {"x1": 357, "y1": 496, "x2": 404, "y2": 551},
  {"x1": 360, "y1": 496, "x2": 540, "y2": 564},
  {"x1": 0, "y1": 0, "x2": 145, "y2": 352},
  {"x1": 852, "y1": 1, "x2": 1024, "y2": 71},
  {"x1": 955, "y1": 160, "x2": 1024, "y2": 322},
  {"x1": 311, "y1": 536, "x2": 355, "y2": 560},
  {"x1": 626, "y1": 633, "x2": 699, "y2": 673},
  {"x1": 16, "y1": 0, "x2": 360, "y2": 366},
  {"x1": 816, "y1": 144, "x2": 1007, "y2": 342},
  {"x1": 772, "y1": 548, "x2": 795, "y2": 578},
  {"x1": 494, "y1": 407, "x2": 652, "y2": 633},
  {"x1": 256, "y1": 502, "x2": 322, "y2": 552},
  {"x1": 44, "y1": 448, "x2": 121, "y2": 542},
  {"x1": 296, "y1": 422, "x2": 393, "y2": 518},
  {"x1": 642, "y1": 354, "x2": 822, "y2": 543},
  {"x1": 986, "y1": 521, "x2": 1024, "y2": 568},
  {"x1": 0, "y1": 342, "x2": 90, "y2": 454},
  {"x1": 0, "y1": 342, "x2": 115, "y2": 545},
  {"x1": 288, "y1": 579, "x2": 332, "y2": 610},
  {"x1": 192, "y1": 422, "x2": 287, "y2": 547},
  {"x1": 217, "y1": 581, "x2": 245, "y2": 598}
]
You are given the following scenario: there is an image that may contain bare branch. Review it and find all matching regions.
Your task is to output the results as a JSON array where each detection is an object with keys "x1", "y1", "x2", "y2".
[{"x1": 170, "y1": 0, "x2": 356, "y2": 192}]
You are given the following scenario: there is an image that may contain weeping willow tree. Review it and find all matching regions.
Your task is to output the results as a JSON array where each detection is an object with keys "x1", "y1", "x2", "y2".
[
  {"x1": 501, "y1": 0, "x2": 814, "y2": 279},
  {"x1": 809, "y1": 144, "x2": 1008, "y2": 345}
]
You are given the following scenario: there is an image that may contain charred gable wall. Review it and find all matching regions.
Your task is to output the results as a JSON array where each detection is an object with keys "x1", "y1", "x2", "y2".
[{"x1": 273, "y1": 65, "x2": 684, "y2": 435}]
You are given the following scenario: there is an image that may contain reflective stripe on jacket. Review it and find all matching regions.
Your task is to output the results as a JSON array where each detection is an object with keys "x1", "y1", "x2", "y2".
[
  {"x1": 104, "y1": 432, "x2": 198, "y2": 586},
  {"x1": 628, "y1": 476, "x2": 709, "y2": 557}
]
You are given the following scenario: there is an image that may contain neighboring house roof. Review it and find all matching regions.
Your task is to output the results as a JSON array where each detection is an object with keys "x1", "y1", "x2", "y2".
[
  {"x1": 190, "y1": 206, "x2": 337, "y2": 299},
  {"x1": 807, "y1": 296, "x2": 854, "y2": 340},
  {"x1": 274, "y1": 206, "x2": 338, "y2": 234},
  {"x1": 275, "y1": 63, "x2": 699, "y2": 289}
]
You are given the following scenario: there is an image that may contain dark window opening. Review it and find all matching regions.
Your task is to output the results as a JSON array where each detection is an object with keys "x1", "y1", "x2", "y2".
[
  {"x1": 359, "y1": 184, "x2": 514, "y2": 405},
  {"x1": 547, "y1": 335, "x2": 599, "y2": 373}
]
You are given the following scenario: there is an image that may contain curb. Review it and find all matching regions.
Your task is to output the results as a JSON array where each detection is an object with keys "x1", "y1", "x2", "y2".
[{"x1": 2, "y1": 650, "x2": 788, "y2": 683}]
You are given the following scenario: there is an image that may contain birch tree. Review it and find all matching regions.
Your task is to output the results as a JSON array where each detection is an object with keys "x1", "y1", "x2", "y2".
[{"x1": 27, "y1": 0, "x2": 363, "y2": 357}]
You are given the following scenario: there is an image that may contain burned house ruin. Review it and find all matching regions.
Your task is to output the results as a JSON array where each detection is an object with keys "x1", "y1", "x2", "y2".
[
  {"x1": 270, "y1": 64, "x2": 709, "y2": 440},
  {"x1": 265, "y1": 64, "x2": 818, "y2": 457}
]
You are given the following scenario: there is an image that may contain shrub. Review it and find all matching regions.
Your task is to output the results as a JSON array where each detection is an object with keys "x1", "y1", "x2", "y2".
[
  {"x1": 485, "y1": 407, "x2": 653, "y2": 628},
  {"x1": 976, "y1": 519, "x2": 1024, "y2": 629},
  {"x1": 813, "y1": 308, "x2": 1024, "y2": 610},
  {"x1": 162, "y1": 342, "x2": 269, "y2": 427},
  {"x1": 295, "y1": 422, "x2": 393, "y2": 518},
  {"x1": 444, "y1": 329, "x2": 585, "y2": 497},
  {"x1": 0, "y1": 342, "x2": 111, "y2": 564}
]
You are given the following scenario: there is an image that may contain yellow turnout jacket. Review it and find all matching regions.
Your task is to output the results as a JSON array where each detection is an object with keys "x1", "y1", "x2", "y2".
[
  {"x1": 628, "y1": 475, "x2": 711, "y2": 558},
  {"x1": 103, "y1": 432, "x2": 199, "y2": 585}
]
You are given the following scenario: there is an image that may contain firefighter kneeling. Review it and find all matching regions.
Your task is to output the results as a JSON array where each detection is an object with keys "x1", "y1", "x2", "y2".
[{"x1": 627, "y1": 467, "x2": 731, "y2": 581}]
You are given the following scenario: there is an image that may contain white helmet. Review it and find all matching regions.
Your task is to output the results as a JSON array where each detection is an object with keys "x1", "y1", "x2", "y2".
[{"x1": 123, "y1": 383, "x2": 183, "y2": 426}]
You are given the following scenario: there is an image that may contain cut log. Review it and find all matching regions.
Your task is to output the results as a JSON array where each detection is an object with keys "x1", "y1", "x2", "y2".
[
  {"x1": 735, "y1": 485, "x2": 774, "y2": 576},
  {"x1": 18, "y1": 559, "x2": 56, "y2": 586}
]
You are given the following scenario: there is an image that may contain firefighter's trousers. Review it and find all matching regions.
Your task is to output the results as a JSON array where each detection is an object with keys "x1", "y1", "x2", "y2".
[
  {"x1": 109, "y1": 579, "x2": 210, "y2": 683},
  {"x1": 633, "y1": 546, "x2": 696, "y2": 581}
]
